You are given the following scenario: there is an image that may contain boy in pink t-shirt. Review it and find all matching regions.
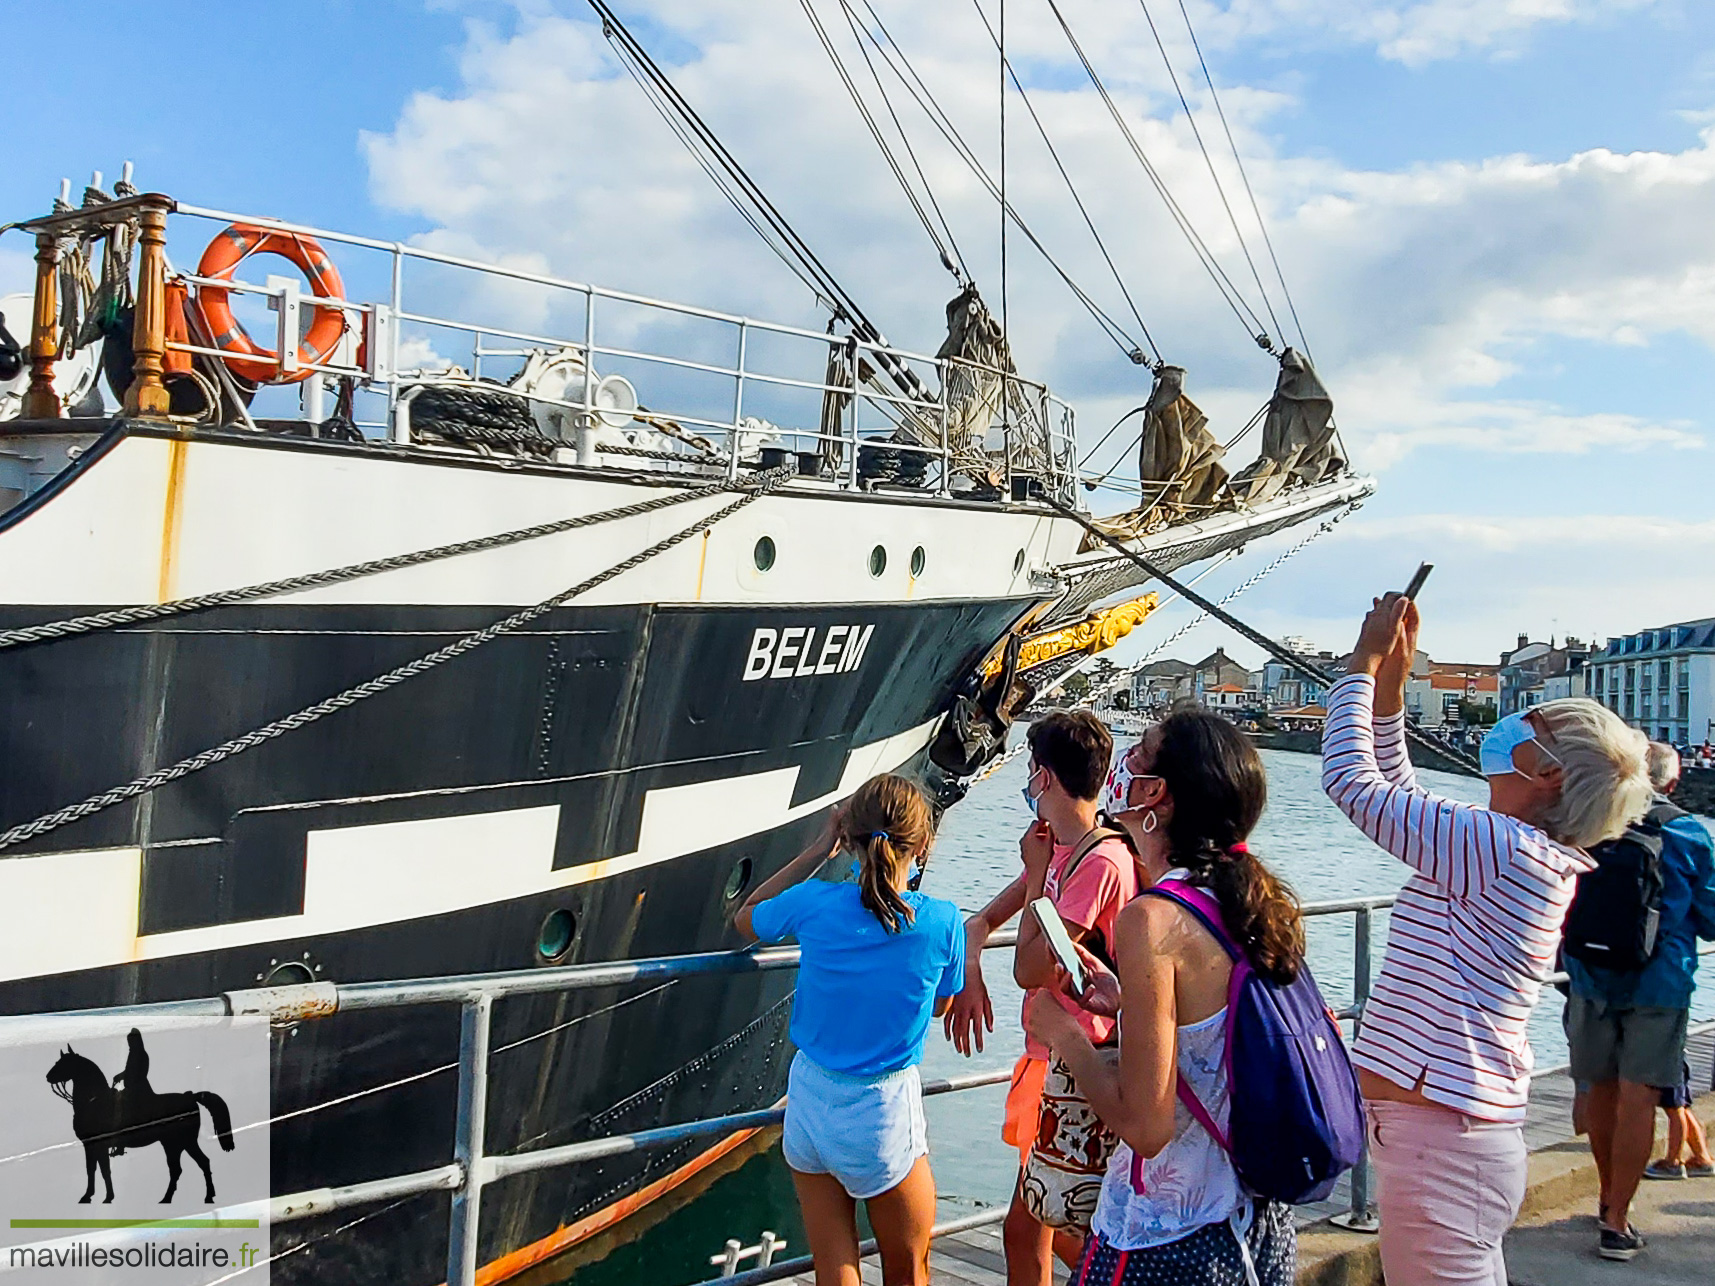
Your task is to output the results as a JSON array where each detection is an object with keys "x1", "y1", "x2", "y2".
[{"x1": 945, "y1": 711, "x2": 1136, "y2": 1286}]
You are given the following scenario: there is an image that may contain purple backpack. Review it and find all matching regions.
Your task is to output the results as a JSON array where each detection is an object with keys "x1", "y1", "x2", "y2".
[{"x1": 1135, "y1": 882, "x2": 1364, "y2": 1205}]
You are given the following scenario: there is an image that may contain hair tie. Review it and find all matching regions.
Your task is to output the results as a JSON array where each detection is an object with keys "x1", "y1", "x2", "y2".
[
  {"x1": 1228, "y1": 842, "x2": 1250, "y2": 856},
  {"x1": 870, "y1": 830, "x2": 891, "y2": 843}
]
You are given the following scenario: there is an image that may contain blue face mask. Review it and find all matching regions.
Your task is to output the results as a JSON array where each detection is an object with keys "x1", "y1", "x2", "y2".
[
  {"x1": 1021, "y1": 766, "x2": 1047, "y2": 816},
  {"x1": 1480, "y1": 712, "x2": 1559, "y2": 778}
]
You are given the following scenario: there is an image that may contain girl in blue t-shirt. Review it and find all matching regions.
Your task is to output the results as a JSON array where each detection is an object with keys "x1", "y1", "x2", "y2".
[{"x1": 737, "y1": 773, "x2": 966, "y2": 1286}]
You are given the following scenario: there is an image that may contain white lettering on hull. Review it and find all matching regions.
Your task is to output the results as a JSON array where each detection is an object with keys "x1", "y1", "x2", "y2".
[{"x1": 741, "y1": 623, "x2": 875, "y2": 681}]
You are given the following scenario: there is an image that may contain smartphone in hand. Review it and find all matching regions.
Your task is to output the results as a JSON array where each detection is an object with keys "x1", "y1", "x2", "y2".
[
  {"x1": 1402, "y1": 562, "x2": 1433, "y2": 601},
  {"x1": 1030, "y1": 896, "x2": 1087, "y2": 996}
]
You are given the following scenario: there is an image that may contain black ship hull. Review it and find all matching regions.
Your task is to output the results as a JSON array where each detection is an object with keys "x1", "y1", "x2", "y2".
[
  {"x1": 0, "y1": 419, "x2": 1367, "y2": 1281},
  {"x1": 0, "y1": 559, "x2": 1033, "y2": 1280}
]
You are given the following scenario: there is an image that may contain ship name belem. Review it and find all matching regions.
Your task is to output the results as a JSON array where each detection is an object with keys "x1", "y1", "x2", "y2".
[{"x1": 742, "y1": 624, "x2": 875, "y2": 681}]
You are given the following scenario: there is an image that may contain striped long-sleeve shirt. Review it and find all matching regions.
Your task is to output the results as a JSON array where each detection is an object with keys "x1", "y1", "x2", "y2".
[{"x1": 1321, "y1": 674, "x2": 1593, "y2": 1121}]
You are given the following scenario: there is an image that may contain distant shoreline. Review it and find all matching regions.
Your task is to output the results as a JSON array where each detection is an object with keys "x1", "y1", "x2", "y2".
[{"x1": 1253, "y1": 732, "x2": 1715, "y2": 817}]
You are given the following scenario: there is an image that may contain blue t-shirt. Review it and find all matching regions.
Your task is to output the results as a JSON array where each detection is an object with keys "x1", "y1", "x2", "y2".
[{"x1": 750, "y1": 881, "x2": 966, "y2": 1078}]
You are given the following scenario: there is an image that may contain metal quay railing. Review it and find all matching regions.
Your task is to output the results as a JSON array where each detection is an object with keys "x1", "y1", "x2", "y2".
[
  {"x1": 149, "y1": 202, "x2": 1081, "y2": 507},
  {"x1": 8, "y1": 896, "x2": 1707, "y2": 1283}
]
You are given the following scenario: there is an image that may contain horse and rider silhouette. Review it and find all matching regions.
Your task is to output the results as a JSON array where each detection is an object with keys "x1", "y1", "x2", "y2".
[{"x1": 46, "y1": 1029, "x2": 234, "y2": 1205}]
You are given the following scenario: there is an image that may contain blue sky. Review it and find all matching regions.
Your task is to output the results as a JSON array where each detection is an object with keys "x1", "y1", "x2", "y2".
[{"x1": 5, "y1": 0, "x2": 1713, "y2": 667}]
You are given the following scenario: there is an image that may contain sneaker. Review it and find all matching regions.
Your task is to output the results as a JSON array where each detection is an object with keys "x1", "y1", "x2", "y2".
[
  {"x1": 1599, "y1": 1224, "x2": 1646, "y2": 1262},
  {"x1": 1644, "y1": 1160, "x2": 1687, "y2": 1181},
  {"x1": 1688, "y1": 1160, "x2": 1715, "y2": 1178}
]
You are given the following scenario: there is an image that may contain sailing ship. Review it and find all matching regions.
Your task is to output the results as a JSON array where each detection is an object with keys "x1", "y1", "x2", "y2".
[{"x1": 0, "y1": 3, "x2": 1370, "y2": 1279}]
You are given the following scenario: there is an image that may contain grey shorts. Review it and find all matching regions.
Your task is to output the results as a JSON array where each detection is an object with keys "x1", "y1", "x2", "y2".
[{"x1": 1566, "y1": 994, "x2": 1690, "y2": 1089}]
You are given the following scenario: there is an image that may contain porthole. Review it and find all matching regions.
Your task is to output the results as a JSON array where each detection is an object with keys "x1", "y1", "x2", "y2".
[
  {"x1": 536, "y1": 908, "x2": 578, "y2": 962},
  {"x1": 910, "y1": 546, "x2": 926, "y2": 577},
  {"x1": 724, "y1": 857, "x2": 754, "y2": 902},
  {"x1": 262, "y1": 960, "x2": 314, "y2": 987},
  {"x1": 868, "y1": 545, "x2": 887, "y2": 577},
  {"x1": 753, "y1": 536, "x2": 776, "y2": 572},
  {"x1": 1013, "y1": 549, "x2": 1026, "y2": 575}
]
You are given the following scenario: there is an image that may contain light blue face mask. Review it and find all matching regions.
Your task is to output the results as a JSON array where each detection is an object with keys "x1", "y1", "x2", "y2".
[
  {"x1": 1480, "y1": 712, "x2": 1559, "y2": 778},
  {"x1": 1021, "y1": 765, "x2": 1047, "y2": 816}
]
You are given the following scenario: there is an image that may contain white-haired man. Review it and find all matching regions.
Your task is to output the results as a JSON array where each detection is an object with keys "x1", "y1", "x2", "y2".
[{"x1": 1567, "y1": 741, "x2": 1715, "y2": 1261}]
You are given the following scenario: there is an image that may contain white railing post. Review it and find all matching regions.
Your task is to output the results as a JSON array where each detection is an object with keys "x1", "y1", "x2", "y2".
[
  {"x1": 447, "y1": 995, "x2": 493, "y2": 1285},
  {"x1": 1331, "y1": 907, "x2": 1380, "y2": 1232},
  {"x1": 387, "y1": 246, "x2": 407, "y2": 443},
  {"x1": 730, "y1": 320, "x2": 747, "y2": 481},
  {"x1": 938, "y1": 361, "x2": 952, "y2": 497},
  {"x1": 845, "y1": 337, "x2": 860, "y2": 490},
  {"x1": 578, "y1": 291, "x2": 598, "y2": 466}
]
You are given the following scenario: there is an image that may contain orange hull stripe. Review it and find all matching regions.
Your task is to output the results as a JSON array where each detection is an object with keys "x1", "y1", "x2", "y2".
[{"x1": 472, "y1": 1125, "x2": 767, "y2": 1286}]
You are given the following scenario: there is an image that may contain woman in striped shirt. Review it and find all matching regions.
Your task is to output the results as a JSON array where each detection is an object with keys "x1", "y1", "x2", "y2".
[{"x1": 1323, "y1": 593, "x2": 1650, "y2": 1286}]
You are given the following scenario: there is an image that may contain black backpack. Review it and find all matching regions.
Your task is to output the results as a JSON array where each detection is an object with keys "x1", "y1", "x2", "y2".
[{"x1": 1563, "y1": 800, "x2": 1684, "y2": 973}]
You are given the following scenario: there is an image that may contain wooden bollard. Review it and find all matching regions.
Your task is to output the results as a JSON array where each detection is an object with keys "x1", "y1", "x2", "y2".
[
  {"x1": 21, "y1": 233, "x2": 61, "y2": 420},
  {"x1": 123, "y1": 200, "x2": 172, "y2": 418}
]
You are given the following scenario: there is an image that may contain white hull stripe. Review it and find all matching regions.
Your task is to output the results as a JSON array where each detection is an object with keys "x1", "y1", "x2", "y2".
[{"x1": 0, "y1": 716, "x2": 942, "y2": 984}]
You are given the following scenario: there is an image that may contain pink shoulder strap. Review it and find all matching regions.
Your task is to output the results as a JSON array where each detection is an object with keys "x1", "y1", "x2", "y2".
[{"x1": 1127, "y1": 880, "x2": 1239, "y2": 1193}]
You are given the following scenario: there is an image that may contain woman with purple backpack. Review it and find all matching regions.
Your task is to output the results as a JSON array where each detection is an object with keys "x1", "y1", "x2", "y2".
[{"x1": 1027, "y1": 708, "x2": 1334, "y2": 1286}]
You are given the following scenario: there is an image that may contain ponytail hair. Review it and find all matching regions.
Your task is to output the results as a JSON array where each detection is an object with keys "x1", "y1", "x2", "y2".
[
  {"x1": 1153, "y1": 710, "x2": 1304, "y2": 984},
  {"x1": 838, "y1": 774, "x2": 933, "y2": 933}
]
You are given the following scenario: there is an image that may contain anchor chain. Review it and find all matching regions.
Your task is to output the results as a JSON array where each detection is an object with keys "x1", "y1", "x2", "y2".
[
  {"x1": 0, "y1": 468, "x2": 794, "y2": 852},
  {"x1": 0, "y1": 477, "x2": 754, "y2": 652}
]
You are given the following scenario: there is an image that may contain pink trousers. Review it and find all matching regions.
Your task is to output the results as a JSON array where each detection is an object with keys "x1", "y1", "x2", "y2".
[{"x1": 1366, "y1": 1100, "x2": 1528, "y2": 1286}]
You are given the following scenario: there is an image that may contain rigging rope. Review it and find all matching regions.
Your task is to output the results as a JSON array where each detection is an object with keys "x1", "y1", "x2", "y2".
[
  {"x1": 1174, "y1": 0, "x2": 1310, "y2": 359},
  {"x1": 1039, "y1": 0, "x2": 1276, "y2": 353},
  {"x1": 604, "y1": 38, "x2": 830, "y2": 309},
  {"x1": 969, "y1": 0, "x2": 1158, "y2": 366},
  {"x1": 588, "y1": 1, "x2": 934, "y2": 408},
  {"x1": 1135, "y1": 0, "x2": 1284, "y2": 349},
  {"x1": 844, "y1": 0, "x2": 1145, "y2": 360},
  {"x1": 802, "y1": 0, "x2": 966, "y2": 282},
  {"x1": 0, "y1": 478, "x2": 742, "y2": 652},
  {"x1": 999, "y1": 0, "x2": 1009, "y2": 347},
  {"x1": 0, "y1": 469, "x2": 795, "y2": 852},
  {"x1": 1046, "y1": 496, "x2": 1483, "y2": 776}
]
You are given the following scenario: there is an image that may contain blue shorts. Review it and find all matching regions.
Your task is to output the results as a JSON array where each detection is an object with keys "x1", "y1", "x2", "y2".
[
  {"x1": 782, "y1": 1051, "x2": 926, "y2": 1200},
  {"x1": 1661, "y1": 1060, "x2": 1694, "y2": 1110}
]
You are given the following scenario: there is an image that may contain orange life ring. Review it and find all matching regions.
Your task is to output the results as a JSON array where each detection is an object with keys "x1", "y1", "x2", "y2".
[{"x1": 195, "y1": 224, "x2": 348, "y2": 384}]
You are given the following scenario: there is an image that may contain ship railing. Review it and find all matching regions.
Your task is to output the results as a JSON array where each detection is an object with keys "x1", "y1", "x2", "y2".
[
  {"x1": 14, "y1": 192, "x2": 1079, "y2": 506},
  {"x1": 5, "y1": 898, "x2": 1709, "y2": 1284}
]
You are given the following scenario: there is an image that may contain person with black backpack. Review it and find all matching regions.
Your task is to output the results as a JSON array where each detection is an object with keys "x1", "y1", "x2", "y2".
[{"x1": 1565, "y1": 740, "x2": 1715, "y2": 1261}]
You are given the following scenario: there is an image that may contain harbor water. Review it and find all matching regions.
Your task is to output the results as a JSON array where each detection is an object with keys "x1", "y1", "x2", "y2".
[{"x1": 562, "y1": 746, "x2": 1715, "y2": 1286}]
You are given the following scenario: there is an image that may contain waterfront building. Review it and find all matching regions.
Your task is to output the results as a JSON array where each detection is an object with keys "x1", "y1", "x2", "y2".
[
  {"x1": 1130, "y1": 658, "x2": 1195, "y2": 712},
  {"x1": 1422, "y1": 662, "x2": 1501, "y2": 728},
  {"x1": 1498, "y1": 634, "x2": 1590, "y2": 714},
  {"x1": 1586, "y1": 618, "x2": 1715, "y2": 746},
  {"x1": 1204, "y1": 682, "x2": 1251, "y2": 712},
  {"x1": 1261, "y1": 641, "x2": 1340, "y2": 709}
]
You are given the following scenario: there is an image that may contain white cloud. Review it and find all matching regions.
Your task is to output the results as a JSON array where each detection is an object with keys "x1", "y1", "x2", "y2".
[
  {"x1": 1193, "y1": 0, "x2": 1660, "y2": 66},
  {"x1": 354, "y1": 1, "x2": 1715, "y2": 658},
  {"x1": 1116, "y1": 509, "x2": 1715, "y2": 667},
  {"x1": 358, "y1": 4, "x2": 1715, "y2": 468}
]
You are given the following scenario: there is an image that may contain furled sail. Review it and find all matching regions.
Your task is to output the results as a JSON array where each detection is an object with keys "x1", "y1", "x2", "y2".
[
  {"x1": 1229, "y1": 348, "x2": 1343, "y2": 504},
  {"x1": 934, "y1": 285, "x2": 1048, "y2": 487},
  {"x1": 1083, "y1": 364, "x2": 1230, "y2": 544}
]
